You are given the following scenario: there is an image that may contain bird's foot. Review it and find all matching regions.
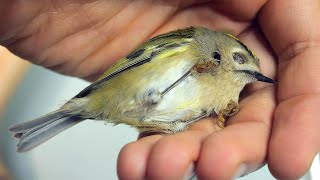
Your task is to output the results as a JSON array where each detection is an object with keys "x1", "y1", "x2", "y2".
[{"x1": 216, "y1": 100, "x2": 240, "y2": 128}]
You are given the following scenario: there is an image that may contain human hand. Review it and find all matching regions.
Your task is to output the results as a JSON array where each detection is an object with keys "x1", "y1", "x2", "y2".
[{"x1": 0, "y1": 1, "x2": 319, "y2": 179}]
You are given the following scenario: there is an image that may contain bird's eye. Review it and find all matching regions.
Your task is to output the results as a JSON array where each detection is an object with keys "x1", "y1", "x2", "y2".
[
  {"x1": 233, "y1": 52, "x2": 245, "y2": 64},
  {"x1": 212, "y1": 51, "x2": 221, "y2": 64}
]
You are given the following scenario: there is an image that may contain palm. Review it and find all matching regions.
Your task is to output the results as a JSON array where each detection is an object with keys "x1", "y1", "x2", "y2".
[
  {"x1": 1, "y1": 1, "x2": 319, "y2": 179},
  {"x1": 0, "y1": 1, "x2": 268, "y2": 79}
]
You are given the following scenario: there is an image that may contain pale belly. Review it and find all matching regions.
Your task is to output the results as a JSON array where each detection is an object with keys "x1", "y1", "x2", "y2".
[
  {"x1": 101, "y1": 73, "x2": 243, "y2": 132},
  {"x1": 142, "y1": 74, "x2": 226, "y2": 123}
]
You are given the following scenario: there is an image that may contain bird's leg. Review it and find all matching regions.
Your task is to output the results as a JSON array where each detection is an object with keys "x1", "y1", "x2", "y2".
[
  {"x1": 217, "y1": 100, "x2": 240, "y2": 128},
  {"x1": 225, "y1": 100, "x2": 240, "y2": 116}
]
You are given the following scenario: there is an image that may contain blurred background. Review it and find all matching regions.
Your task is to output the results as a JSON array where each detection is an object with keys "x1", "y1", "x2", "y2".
[{"x1": 0, "y1": 46, "x2": 318, "y2": 180}]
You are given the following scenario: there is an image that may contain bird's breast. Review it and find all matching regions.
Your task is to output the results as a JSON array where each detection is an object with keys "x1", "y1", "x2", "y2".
[{"x1": 154, "y1": 72, "x2": 245, "y2": 115}]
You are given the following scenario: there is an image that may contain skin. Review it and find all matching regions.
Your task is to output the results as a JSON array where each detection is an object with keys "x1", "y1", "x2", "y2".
[{"x1": 0, "y1": 0, "x2": 319, "y2": 179}]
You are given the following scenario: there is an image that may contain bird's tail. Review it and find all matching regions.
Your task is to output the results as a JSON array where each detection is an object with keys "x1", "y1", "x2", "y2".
[{"x1": 9, "y1": 110, "x2": 84, "y2": 152}]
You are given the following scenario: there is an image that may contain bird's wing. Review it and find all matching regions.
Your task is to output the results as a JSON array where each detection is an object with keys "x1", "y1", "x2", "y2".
[{"x1": 74, "y1": 27, "x2": 201, "y2": 99}]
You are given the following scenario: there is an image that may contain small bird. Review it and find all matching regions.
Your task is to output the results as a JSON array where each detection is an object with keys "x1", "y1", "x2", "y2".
[{"x1": 9, "y1": 27, "x2": 276, "y2": 152}]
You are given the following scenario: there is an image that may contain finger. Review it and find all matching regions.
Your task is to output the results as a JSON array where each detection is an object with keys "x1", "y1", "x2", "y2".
[
  {"x1": 145, "y1": 130, "x2": 209, "y2": 179},
  {"x1": 271, "y1": 95, "x2": 320, "y2": 179},
  {"x1": 117, "y1": 135, "x2": 163, "y2": 180},
  {"x1": 196, "y1": 86, "x2": 276, "y2": 179},
  {"x1": 118, "y1": 113, "x2": 225, "y2": 180},
  {"x1": 259, "y1": 1, "x2": 320, "y2": 179}
]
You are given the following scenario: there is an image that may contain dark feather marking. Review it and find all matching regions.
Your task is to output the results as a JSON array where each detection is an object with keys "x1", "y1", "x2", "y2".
[
  {"x1": 150, "y1": 34, "x2": 190, "y2": 42},
  {"x1": 126, "y1": 48, "x2": 145, "y2": 60},
  {"x1": 235, "y1": 39, "x2": 260, "y2": 66},
  {"x1": 165, "y1": 42, "x2": 189, "y2": 49},
  {"x1": 75, "y1": 57, "x2": 152, "y2": 98},
  {"x1": 156, "y1": 43, "x2": 169, "y2": 48},
  {"x1": 149, "y1": 27, "x2": 196, "y2": 42},
  {"x1": 14, "y1": 133, "x2": 23, "y2": 138},
  {"x1": 235, "y1": 40, "x2": 254, "y2": 58}
]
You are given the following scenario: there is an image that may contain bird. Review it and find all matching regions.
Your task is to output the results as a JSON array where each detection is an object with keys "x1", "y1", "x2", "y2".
[{"x1": 9, "y1": 27, "x2": 276, "y2": 152}]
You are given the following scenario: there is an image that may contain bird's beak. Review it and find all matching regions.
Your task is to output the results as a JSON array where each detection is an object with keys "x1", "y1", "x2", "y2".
[
  {"x1": 254, "y1": 72, "x2": 277, "y2": 84},
  {"x1": 237, "y1": 70, "x2": 277, "y2": 84}
]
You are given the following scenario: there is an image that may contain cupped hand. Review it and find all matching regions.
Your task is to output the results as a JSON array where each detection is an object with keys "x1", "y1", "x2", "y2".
[{"x1": 1, "y1": 1, "x2": 319, "y2": 179}]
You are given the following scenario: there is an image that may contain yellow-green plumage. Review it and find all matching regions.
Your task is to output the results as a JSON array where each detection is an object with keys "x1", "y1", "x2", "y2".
[{"x1": 9, "y1": 27, "x2": 275, "y2": 152}]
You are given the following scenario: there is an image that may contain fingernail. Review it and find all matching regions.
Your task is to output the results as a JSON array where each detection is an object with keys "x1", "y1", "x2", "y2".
[
  {"x1": 232, "y1": 163, "x2": 248, "y2": 179},
  {"x1": 184, "y1": 163, "x2": 197, "y2": 180}
]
